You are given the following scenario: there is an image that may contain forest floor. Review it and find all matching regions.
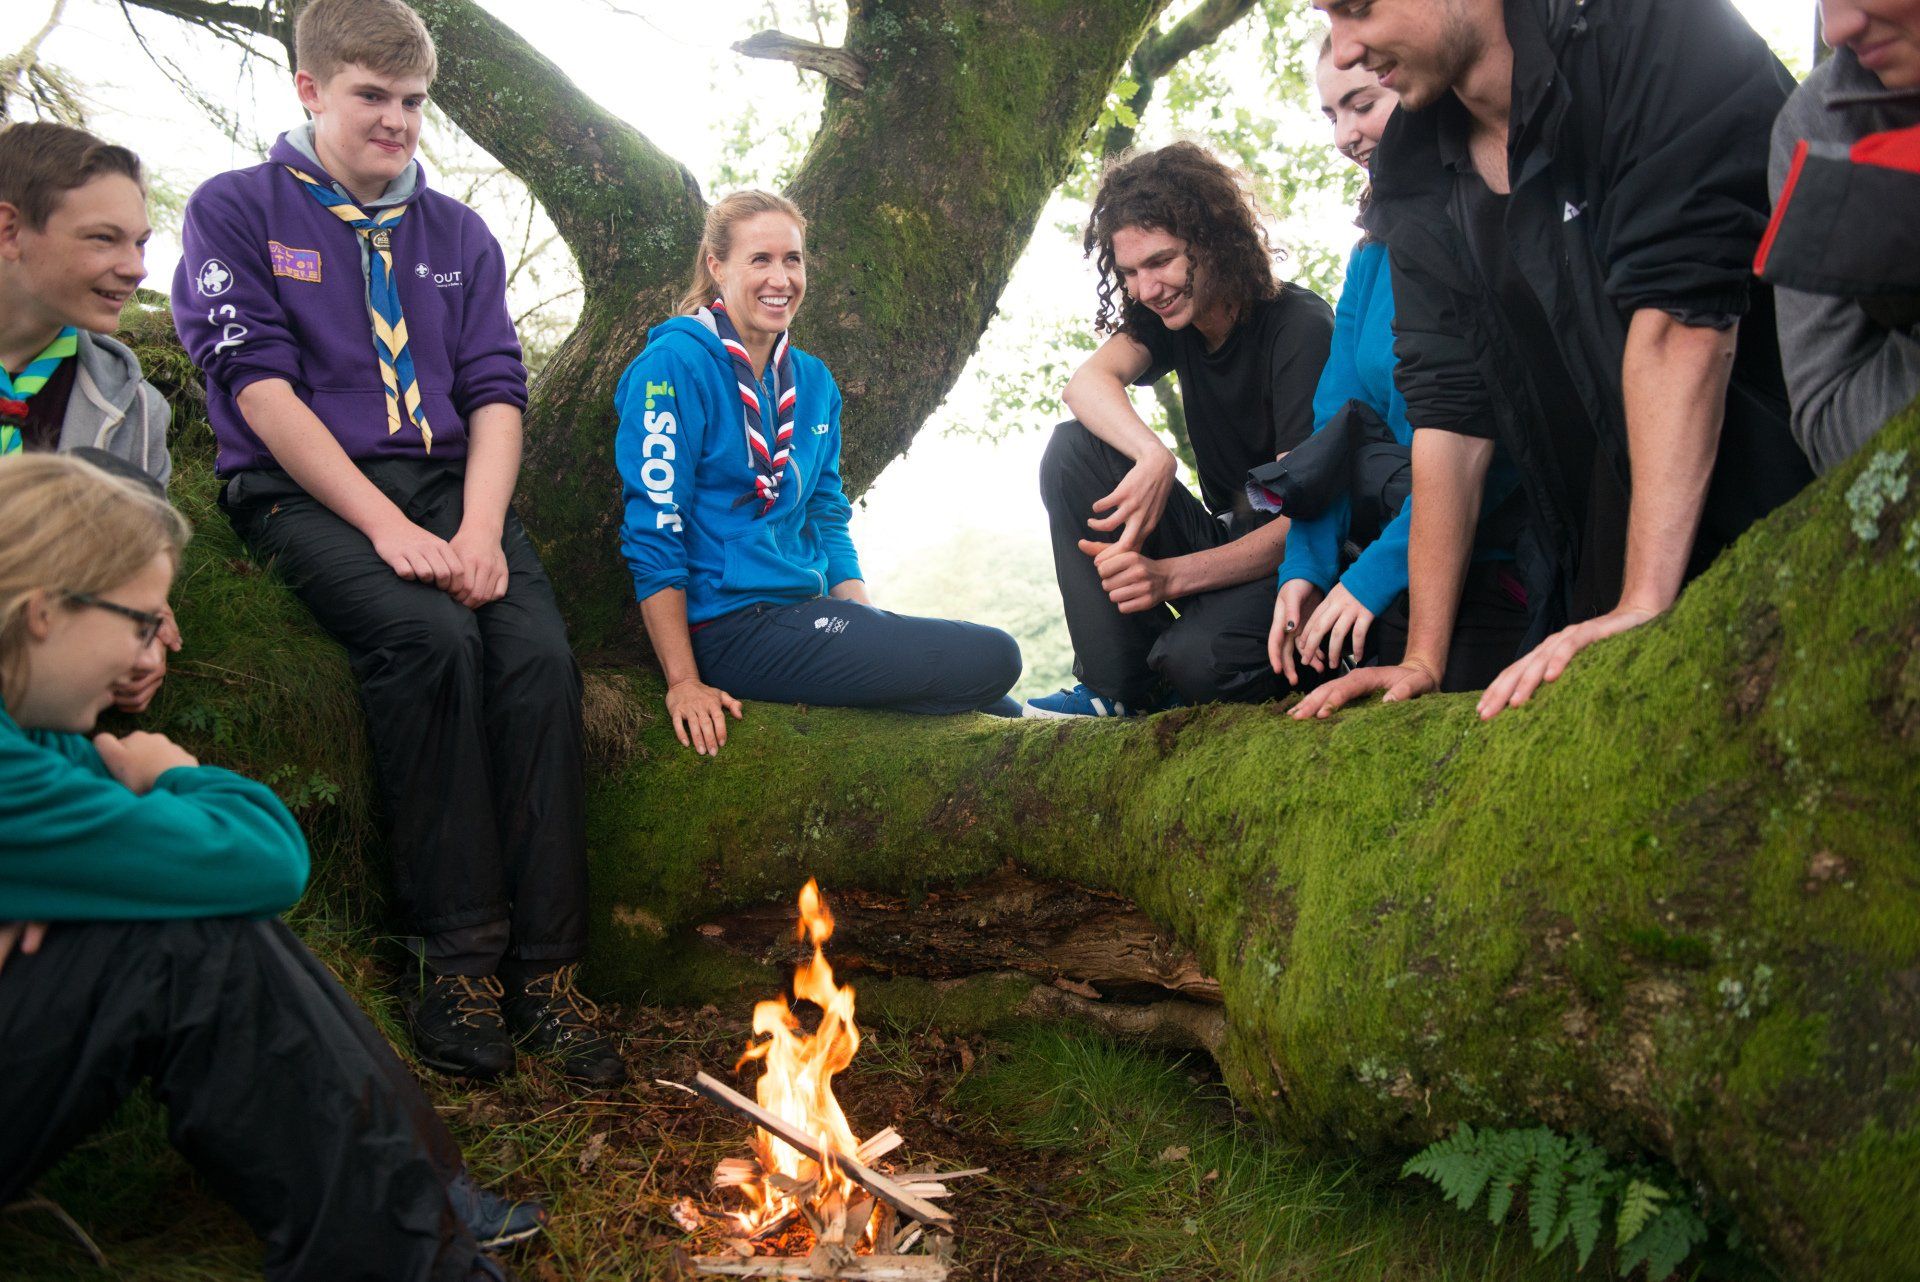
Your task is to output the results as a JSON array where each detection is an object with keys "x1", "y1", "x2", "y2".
[{"x1": 2, "y1": 929, "x2": 1606, "y2": 1282}]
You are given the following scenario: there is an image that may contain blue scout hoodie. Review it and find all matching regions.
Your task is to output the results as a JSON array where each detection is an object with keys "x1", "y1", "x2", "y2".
[
  {"x1": 615, "y1": 314, "x2": 862, "y2": 624},
  {"x1": 0, "y1": 701, "x2": 309, "y2": 921},
  {"x1": 172, "y1": 128, "x2": 528, "y2": 476}
]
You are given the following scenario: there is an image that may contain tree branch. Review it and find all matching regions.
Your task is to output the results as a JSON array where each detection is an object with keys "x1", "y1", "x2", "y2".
[
  {"x1": 119, "y1": 0, "x2": 287, "y2": 57},
  {"x1": 1103, "y1": 0, "x2": 1259, "y2": 158},
  {"x1": 734, "y1": 29, "x2": 867, "y2": 94},
  {"x1": 406, "y1": 0, "x2": 704, "y2": 284}
]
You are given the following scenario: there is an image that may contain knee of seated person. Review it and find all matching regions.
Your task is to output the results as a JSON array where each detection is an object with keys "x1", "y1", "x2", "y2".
[
  {"x1": 965, "y1": 626, "x2": 1023, "y2": 699},
  {"x1": 374, "y1": 601, "x2": 484, "y2": 675},
  {"x1": 1038, "y1": 419, "x2": 1099, "y2": 499},
  {"x1": 1150, "y1": 625, "x2": 1224, "y2": 705}
]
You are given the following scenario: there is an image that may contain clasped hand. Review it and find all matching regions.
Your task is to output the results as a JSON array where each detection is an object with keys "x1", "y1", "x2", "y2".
[{"x1": 372, "y1": 520, "x2": 510, "y2": 609}]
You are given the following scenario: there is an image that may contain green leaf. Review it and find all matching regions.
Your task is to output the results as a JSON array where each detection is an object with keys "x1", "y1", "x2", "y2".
[
  {"x1": 1615, "y1": 1179, "x2": 1668, "y2": 1247},
  {"x1": 1617, "y1": 1203, "x2": 1708, "y2": 1280},
  {"x1": 1528, "y1": 1132, "x2": 1571, "y2": 1250}
]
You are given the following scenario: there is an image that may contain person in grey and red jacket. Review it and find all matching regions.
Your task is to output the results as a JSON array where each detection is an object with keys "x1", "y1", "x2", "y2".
[
  {"x1": 1295, "y1": 0, "x2": 1813, "y2": 723},
  {"x1": 1760, "y1": 0, "x2": 1920, "y2": 475},
  {"x1": 171, "y1": 0, "x2": 621, "y2": 1088}
]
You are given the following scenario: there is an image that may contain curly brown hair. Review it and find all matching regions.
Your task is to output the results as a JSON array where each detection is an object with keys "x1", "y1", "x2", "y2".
[{"x1": 1084, "y1": 141, "x2": 1282, "y2": 340}]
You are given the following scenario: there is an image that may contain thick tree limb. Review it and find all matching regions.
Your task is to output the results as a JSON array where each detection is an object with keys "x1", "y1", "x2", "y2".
[
  {"x1": 408, "y1": 0, "x2": 704, "y2": 284},
  {"x1": 1103, "y1": 0, "x2": 1259, "y2": 158},
  {"x1": 734, "y1": 30, "x2": 868, "y2": 94},
  {"x1": 118, "y1": 0, "x2": 286, "y2": 58}
]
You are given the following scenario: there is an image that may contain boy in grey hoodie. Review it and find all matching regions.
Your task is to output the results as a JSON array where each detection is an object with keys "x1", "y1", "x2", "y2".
[{"x1": 0, "y1": 121, "x2": 178, "y2": 709}]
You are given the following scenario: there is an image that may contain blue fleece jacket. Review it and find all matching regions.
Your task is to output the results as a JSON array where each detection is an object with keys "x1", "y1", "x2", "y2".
[
  {"x1": 0, "y1": 702, "x2": 309, "y2": 921},
  {"x1": 1277, "y1": 240, "x2": 1514, "y2": 613},
  {"x1": 615, "y1": 315, "x2": 863, "y2": 624}
]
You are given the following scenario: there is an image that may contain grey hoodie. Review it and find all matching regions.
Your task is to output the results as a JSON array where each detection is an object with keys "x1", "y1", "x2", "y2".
[{"x1": 56, "y1": 328, "x2": 173, "y2": 491}]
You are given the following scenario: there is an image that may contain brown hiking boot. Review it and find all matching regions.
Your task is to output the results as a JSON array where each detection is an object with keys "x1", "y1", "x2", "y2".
[
  {"x1": 501, "y1": 963, "x2": 626, "y2": 1088},
  {"x1": 407, "y1": 973, "x2": 514, "y2": 1080}
]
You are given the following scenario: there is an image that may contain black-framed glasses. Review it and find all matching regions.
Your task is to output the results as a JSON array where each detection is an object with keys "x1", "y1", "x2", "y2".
[{"x1": 63, "y1": 592, "x2": 166, "y2": 647}]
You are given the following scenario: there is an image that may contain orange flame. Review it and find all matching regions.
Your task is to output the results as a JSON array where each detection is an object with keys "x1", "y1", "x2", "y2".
[{"x1": 734, "y1": 878, "x2": 862, "y2": 1228}]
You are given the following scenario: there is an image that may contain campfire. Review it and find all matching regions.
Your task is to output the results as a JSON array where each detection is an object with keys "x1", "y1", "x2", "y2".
[{"x1": 663, "y1": 879, "x2": 981, "y2": 1279}]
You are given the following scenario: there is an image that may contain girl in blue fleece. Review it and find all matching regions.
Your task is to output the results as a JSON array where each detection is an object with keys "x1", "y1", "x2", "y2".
[
  {"x1": 616, "y1": 192, "x2": 1021, "y2": 755},
  {"x1": 0, "y1": 453, "x2": 530, "y2": 1282},
  {"x1": 1268, "y1": 43, "x2": 1525, "y2": 697}
]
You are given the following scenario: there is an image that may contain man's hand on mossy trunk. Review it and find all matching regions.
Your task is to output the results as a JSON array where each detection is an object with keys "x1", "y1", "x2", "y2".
[{"x1": 1477, "y1": 605, "x2": 1659, "y2": 720}]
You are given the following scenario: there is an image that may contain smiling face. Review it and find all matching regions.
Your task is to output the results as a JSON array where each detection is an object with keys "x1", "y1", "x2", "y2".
[
  {"x1": 1823, "y1": 0, "x2": 1920, "y2": 88},
  {"x1": 14, "y1": 551, "x2": 173, "y2": 733},
  {"x1": 710, "y1": 211, "x2": 807, "y2": 345},
  {"x1": 0, "y1": 173, "x2": 149, "y2": 335},
  {"x1": 1314, "y1": 0, "x2": 1491, "y2": 113},
  {"x1": 1317, "y1": 54, "x2": 1399, "y2": 171},
  {"x1": 296, "y1": 63, "x2": 430, "y2": 205},
  {"x1": 1111, "y1": 225, "x2": 1208, "y2": 332}
]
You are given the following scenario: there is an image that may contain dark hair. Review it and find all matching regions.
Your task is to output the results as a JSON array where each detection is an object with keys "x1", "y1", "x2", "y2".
[
  {"x1": 1084, "y1": 141, "x2": 1282, "y2": 339},
  {"x1": 1317, "y1": 32, "x2": 1376, "y2": 236},
  {"x1": 0, "y1": 122, "x2": 144, "y2": 231}
]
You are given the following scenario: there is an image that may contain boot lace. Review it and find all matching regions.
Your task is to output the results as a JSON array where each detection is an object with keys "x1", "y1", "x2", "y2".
[
  {"x1": 522, "y1": 963, "x2": 602, "y2": 1033},
  {"x1": 442, "y1": 973, "x2": 506, "y2": 1027}
]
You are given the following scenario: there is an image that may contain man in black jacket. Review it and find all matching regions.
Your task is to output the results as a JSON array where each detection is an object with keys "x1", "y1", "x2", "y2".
[{"x1": 1295, "y1": 0, "x2": 1813, "y2": 722}]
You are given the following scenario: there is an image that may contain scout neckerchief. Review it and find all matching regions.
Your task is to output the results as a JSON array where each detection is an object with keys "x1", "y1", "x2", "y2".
[
  {"x1": 0, "y1": 327, "x2": 79, "y2": 456},
  {"x1": 710, "y1": 298, "x2": 795, "y2": 516},
  {"x1": 284, "y1": 166, "x2": 433, "y2": 453}
]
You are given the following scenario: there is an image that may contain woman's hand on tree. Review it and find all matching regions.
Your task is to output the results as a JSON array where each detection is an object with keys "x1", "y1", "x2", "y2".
[
  {"x1": 93, "y1": 731, "x2": 199, "y2": 794},
  {"x1": 1290, "y1": 659, "x2": 1441, "y2": 720},
  {"x1": 666, "y1": 678, "x2": 745, "y2": 757},
  {"x1": 1085, "y1": 448, "x2": 1177, "y2": 552},
  {"x1": 1268, "y1": 579, "x2": 1324, "y2": 684},
  {"x1": 1296, "y1": 583, "x2": 1375, "y2": 674}
]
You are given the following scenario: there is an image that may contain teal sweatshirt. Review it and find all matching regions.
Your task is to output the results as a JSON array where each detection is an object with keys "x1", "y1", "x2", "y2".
[{"x1": 0, "y1": 702, "x2": 309, "y2": 920}]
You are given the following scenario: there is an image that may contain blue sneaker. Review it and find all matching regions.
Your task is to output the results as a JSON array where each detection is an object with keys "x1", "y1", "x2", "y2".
[
  {"x1": 1022, "y1": 683, "x2": 1138, "y2": 719},
  {"x1": 449, "y1": 1172, "x2": 547, "y2": 1250}
]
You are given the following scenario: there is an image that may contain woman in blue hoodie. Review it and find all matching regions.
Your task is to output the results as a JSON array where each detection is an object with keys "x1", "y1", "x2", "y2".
[
  {"x1": 0, "y1": 453, "x2": 535, "y2": 1282},
  {"x1": 615, "y1": 191, "x2": 1022, "y2": 756},
  {"x1": 1269, "y1": 41, "x2": 1527, "y2": 703}
]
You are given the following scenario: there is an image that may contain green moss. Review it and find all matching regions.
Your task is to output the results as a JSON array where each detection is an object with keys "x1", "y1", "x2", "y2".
[{"x1": 1625, "y1": 926, "x2": 1715, "y2": 969}]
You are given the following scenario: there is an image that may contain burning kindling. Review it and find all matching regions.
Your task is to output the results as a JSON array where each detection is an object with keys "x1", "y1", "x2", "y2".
[{"x1": 662, "y1": 880, "x2": 982, "y2": 1280}]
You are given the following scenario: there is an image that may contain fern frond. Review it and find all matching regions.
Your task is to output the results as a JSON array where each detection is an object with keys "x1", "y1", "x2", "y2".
[
  {"x1": 1615, "y1": 1178, "x2": 1668, "y2": 1247},
  {"x1": 1485, "y1": 1127, "x2": 1539, "y2": 1224},
  {"x1": 1617, "y1": 1202, "x2": 1708, "y2": 1280},
  {"x1": 1528, "y1": 1131, "x2": 1572, "y2": 1250},
  {"x1": 1564, "y1": 1149, "x2": 1613, "y2": 1270},
  {"x1": 1404, "y1": 1123, "x2": 1496, "y2": 1212}
]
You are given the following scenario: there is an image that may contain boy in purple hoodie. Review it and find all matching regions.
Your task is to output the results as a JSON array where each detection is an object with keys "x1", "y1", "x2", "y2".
[{"x1": 172, "y1": 0, "x2": 621, "y2": 1087}]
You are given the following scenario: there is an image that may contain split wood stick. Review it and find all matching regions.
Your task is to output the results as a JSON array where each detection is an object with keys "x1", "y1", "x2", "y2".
[
  {"x1": 856, "y1": 1128, "x2": 903, "y2": 1163},
  {"x1": 688, "y1": 1257, "x2": 950, "y2": 1280},
  {"x1": 686, "y1": 1074, "x2": 952, "y2": 1228}
]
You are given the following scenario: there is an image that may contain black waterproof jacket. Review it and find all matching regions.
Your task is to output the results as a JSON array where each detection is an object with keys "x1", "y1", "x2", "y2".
[{"x1": 1363, "y1": 0, "x2": 1814, "y2": 644}]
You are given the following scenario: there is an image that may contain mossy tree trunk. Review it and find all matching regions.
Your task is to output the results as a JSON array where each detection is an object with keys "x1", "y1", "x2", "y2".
[
  {"x1": 571, "y1": 410, "x2": 1920, "y2": 1282},
  {"x1": 417, "y1": 0, "x2": 1175, "y2": 654}
]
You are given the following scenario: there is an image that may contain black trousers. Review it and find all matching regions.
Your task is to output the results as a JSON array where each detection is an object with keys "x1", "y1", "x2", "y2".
[
  {"x1": 1371, "y1": 560, "x2": 1533, "y2": 692},
  {"x1": 1039, "y1": 420, "x2": 1281, "y2": 707},
  {"x1": 224, "y1": 460, "x2": 587, "y2": 972},
  {"x1": 692, "y1": 598, "x2": 1021, "y2": 714},
  {"x1": 0, "y1": 918, "x2": 477, "y2": 1282}
]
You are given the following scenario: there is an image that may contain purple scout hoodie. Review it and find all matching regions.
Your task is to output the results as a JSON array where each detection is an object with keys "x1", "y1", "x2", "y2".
[{"x1": 172, "y1": 130, "x2": 528, "y2": 476}]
